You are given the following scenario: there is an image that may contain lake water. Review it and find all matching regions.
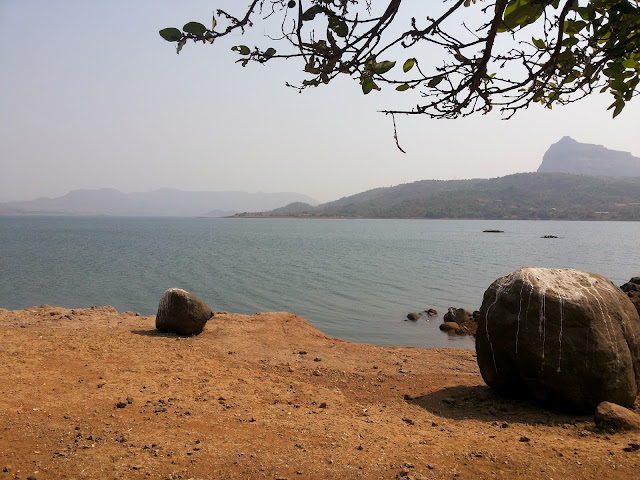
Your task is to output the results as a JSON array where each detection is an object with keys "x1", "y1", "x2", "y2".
[{"x1": 1, "y1": 217, "x2": 638, "y2": 349}]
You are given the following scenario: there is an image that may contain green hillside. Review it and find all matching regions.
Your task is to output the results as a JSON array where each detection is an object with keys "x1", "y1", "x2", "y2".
[{"x1": 256, "y1": 173, "x2": 640, "y2": 220}]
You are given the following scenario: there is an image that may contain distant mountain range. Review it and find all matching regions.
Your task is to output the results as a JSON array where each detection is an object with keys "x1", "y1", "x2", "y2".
[
  {"x1": 0, "y1": 188, "x2": 318, "y2": 217},
  {"x1": 538, "y1": 136, "x2": 640, "y2": 177},
  {"x1": 4, "y1": 138, "x2": 638, "y2": 220},
  {"x1": 252, "y1": 138, "x2": 640, "y2": 221},
  {"x1": 253, "y1": 173, "x2": 640, "y2": 220}
]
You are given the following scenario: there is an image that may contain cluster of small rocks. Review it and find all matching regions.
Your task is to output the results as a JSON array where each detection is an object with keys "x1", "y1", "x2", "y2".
[
  {"x1": 405, "y1": 309, "x2": 438, "y2": 321},
  {"x1": 439, "y1": 307, "x2": 479, "y2": 336},
  {"x1": 620, "y1": 276, "x2": 640, "y2": 317},
  {"x1": 405, "y1": 307, "x2": 479, "y2": 336}
]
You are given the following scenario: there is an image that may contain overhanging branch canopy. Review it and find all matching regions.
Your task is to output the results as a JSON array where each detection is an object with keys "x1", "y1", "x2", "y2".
[{"x1": 160, "y1": 0, "x2": 640, "y2": 119}]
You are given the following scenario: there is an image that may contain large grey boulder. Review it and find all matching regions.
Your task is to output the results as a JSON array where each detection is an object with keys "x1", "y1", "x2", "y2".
[
  {"x1": 156, "y1": 288, "x2": 213, "y2": 336},
  {"x1": 476, "y1": 267, "x2": 640, "y2": 412}
]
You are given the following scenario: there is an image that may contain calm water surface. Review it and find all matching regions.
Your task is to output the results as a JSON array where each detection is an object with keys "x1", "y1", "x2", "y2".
[{"x1": 1, "y1": 217, "x2": 638, "y2": 349}]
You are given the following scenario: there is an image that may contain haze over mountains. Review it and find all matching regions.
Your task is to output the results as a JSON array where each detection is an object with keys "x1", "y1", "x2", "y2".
[
  {"x1": 0, "y1": 189, "x2": 317, "y2": 217},
  {"x1": 2, "y1": 138, "x2": 639, "y2": 219}
]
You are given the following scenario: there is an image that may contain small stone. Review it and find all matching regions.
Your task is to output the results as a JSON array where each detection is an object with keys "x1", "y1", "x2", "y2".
[
  {"x1": 116, "y1": 401, "x2": 127, "y2": 409},
  {"x1": 319, "y1": 403, "x2": 327, "y2": 409},
  {"x1": 126, "y1": 396, "x2": 134, "y2": 404},
  {"x1": 407, "y1": 312, "x2": 419, "y2": 321},
  {"x1": 439, "y1": 321, "x2": 462, "y2": 333},
  {"x1": 402, "y1": 418, "x2": 414, "y2": 425},
  {"x1": 519, "y1": 436, "x2": 531, "y2": 442}
]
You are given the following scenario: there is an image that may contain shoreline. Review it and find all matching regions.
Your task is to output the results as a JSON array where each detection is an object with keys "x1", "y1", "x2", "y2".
[{"x1": 1, "y1": 305, "x2": 638, "y2": 479}]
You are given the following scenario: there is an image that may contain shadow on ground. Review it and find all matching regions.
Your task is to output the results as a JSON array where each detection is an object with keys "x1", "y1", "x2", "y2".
[
  {"x1": 408, "y1": 384, "x2": 590, "y2": 425},
  {"x1": 131, "y1": 329, "x2": 183, "y2": 338}
]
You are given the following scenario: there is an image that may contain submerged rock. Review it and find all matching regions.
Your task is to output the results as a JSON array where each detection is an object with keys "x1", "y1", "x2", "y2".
[
  {"x1": 476, "y1": 267, "x2": 640, "y2": 412},
  {"x1": 443, "y1": 307, "x2": 473, "y2": 324},
  {"x1": 156, "y1": 288, "x2": 213, "y2": 336},
  {"x1": 439, "y1": 321, "x2": 463, "y2": 333},
  {"x1": 407, "y1": 312, "x2": 420, "y2": 321}
]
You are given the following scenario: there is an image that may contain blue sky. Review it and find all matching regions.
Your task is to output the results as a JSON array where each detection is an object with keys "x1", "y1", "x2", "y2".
[{"x1": 1, "y1": 1, "x2": 639, "y2": 203}]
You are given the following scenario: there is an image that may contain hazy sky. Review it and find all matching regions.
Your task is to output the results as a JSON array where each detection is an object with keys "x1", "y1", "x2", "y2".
[{"x1": 1, "y1": 1, "x2": 639, "y2": 203}]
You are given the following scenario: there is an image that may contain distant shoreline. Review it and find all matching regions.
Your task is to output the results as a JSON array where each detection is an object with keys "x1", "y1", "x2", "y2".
[{"x1": 227, "y1": 214, "x2": 639, "y2": 221}]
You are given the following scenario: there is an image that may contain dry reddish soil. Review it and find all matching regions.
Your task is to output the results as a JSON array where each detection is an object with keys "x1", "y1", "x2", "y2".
[{"x1": 1, "y1": 306, "x2": 639, "y2": 480}]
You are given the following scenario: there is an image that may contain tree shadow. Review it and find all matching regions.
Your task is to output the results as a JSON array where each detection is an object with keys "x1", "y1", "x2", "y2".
[{"x1": 407, "y1": 385, "x2": 589, "y2": 425}]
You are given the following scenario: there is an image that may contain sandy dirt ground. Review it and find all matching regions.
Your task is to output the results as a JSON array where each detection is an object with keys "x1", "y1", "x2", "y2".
[{"x1": 0, "y1": 305, "x2": 638, "y2": 480}]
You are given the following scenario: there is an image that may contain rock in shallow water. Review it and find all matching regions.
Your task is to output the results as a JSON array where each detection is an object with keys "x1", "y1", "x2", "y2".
[
  {"x1": 156, "y1": 288, "x2": 213, "y2": 336},
  {"x1": 476, "y1": 267, "x2": 640, "y2": 413}
]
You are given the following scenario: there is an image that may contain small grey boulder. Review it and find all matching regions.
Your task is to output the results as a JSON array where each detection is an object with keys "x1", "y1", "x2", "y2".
[{"x1": 156, "y1": 288, "x2": 213, "y2": 336}]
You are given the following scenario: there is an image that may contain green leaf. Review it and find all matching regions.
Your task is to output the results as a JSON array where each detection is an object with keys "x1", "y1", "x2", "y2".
[
  {"x1": 328, "y1": 16, "x2": 348, "y2": 38},
  {"x1": 183, "y1": 22, "x2": 207, "y2": 36},
  {"x1": 532, "y1": 37, "x2": 546, "y2": 49},
  {"x1": 608, "y1": 99, "x2": 625, "y2": 118},
  {"x1": 427, "y1": 75, "x2": 444, "y2": 87},
  {"x1": 402, "y1": 58, "x2": 415, "y2": 73},
  {"x1": 159, "y1": 28, "x2": 182, "y2": 42},
  {"x1": 562, "y1": 37, "x2": 579, "y2": 47},
  {"x1": 622, "y1": 59, "x2": 638, "y2": 69},
  {"x1": 232, "y1": 45, "x2": 251, "y2": 56},
  {"x1": 264, "y1": 48, "x2": 276, "y2": 58},
  {"x1": 372, "y1": 61, "x2": 396, "y2": 75},
  {"x1": 302, "y1": 5, "x2": 323, "y2": 21},
  {"x1": 610, "y1": 78, "x2": 628, "y2": 92},
  {"x1": 396, "y1": 83, "x2": 410, "y2": 91},
  {"x1": 362, "y1": 76, "x2": 376, "y2": 94},
  {"x1": 564, "y1": 20, "x2": 587, "y2": 35},
  {"x1": 498, "y1": 0, "x2": 545, "y2": 33}
]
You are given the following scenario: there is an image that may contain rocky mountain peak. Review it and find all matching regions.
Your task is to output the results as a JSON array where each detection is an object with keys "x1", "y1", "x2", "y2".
[{"x1": 538, "y1": 137, "x2": 640, "y2": 177}]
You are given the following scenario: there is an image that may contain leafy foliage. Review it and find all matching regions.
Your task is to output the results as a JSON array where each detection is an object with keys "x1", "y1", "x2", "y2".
[{"x1": 160, "y1": 1, "x2": 640, "y2": 119}]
